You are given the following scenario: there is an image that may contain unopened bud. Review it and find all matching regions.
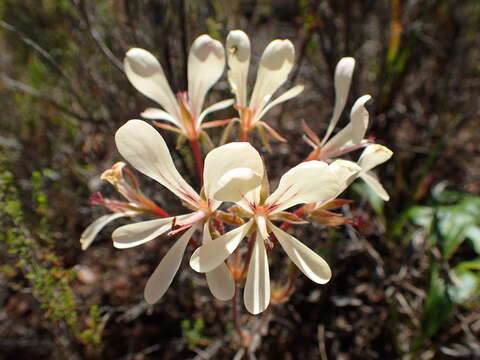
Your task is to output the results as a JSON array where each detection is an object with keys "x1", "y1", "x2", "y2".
[{"x1": 101, "y1": 162, "x2": 126, "y2": 185}]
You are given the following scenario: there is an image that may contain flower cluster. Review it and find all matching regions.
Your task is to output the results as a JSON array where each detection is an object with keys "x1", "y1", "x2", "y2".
[{"x1": 82, "y1": 30, "x2": 393, "y2": 316}]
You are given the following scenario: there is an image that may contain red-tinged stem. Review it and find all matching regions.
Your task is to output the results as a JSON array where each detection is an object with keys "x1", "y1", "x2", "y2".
[
  {"x1": 151, "y1": 205, "x2": 171, "y2": 218},
  {"x1": 305, "y1": 148, "x2": 320, "y2": 162},
  {"x1": 240, "y1": 232, "x2": 256, "y2": 279},
  {"x1": 240, "y1": 127, "x2": 249, "y2": 142},
  {"x1": 280, "y1": 206, "x2": 306, "y2": 231},
  {"x1": 189, "y1": 138, "x2": 204, "y2": 185},
  {"x1": 189, "y1": 236, "x2": 200, "y2": 248}
]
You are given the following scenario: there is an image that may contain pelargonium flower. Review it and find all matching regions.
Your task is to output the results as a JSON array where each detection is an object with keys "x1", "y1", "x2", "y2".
[
  {"x1": 190, "y1": 154, "x2": 360, "y2": 314},
  {"x1": 111, "y1": 120, "x2": 264, "y2": 303},
  {"x1": 302, "y1": 57, "x2": 393, "y2": 200},
  {"x1": 226, "y1": 30, "x2": 304, "y2": 141},
  {"x1": 303, "y1": 57, "x2": 372, "y2": 161},
  {"x1": 124, "y1": 34, "x2": 233, "y2": 141},
  {"x1": 80, "y1": 162, "x2": 169, "y2": 250}
]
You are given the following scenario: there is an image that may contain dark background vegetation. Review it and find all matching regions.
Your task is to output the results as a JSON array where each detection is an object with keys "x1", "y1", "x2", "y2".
[{"x1": 1, "y1": 0, "x2": 479, "y2": 359}]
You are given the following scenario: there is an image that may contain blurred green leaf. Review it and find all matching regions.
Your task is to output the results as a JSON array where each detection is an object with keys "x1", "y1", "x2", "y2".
[
  {"x1": 448, "y1": 268, "x2": 479, "y2": 304},
  {"x1": 421, "y1": 265, "x2": 454, "y2": 339},
  {"x1": 457, "y1": 258, "x2": 480, "y2": 271},
  {"x1": 396, "y1": 190, "x2": 480, "y2": 259}
]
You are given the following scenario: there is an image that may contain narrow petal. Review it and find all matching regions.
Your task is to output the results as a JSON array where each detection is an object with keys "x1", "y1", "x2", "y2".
[
  {"x1": 144, "y1": 226, "x2": 197, "y2": 304},
  {"x1": 253, "y1": 85, "x2": 304, "y2": 124},
  {"x1": 115, "y1": 120, "x2": 200, "y2": 207},
  {"x1": 249, "y1": 40, "x2": 295, "y2": 112},
  {"x1": 112, "y1": 215, "x2": 190, "y2": 249},
  {"x1": 141, "y1": 108, "x2": 181, "y2": 128},
  {"x1": 206, "y1": 265, "x2": 235, "y2": 301},
  {"x1": 190, "y1": 219, "x2": 254, "y2": 273},
  {"x1": 197, "y1": 98, "x2": 235, "y2": 125},
  {"x1": 204, "y1": 142, "x2": 264, "y2": 201},
  {"x1": 322, "y1": 95, "x2": 371, "y2": 155},
  {"x1": 201, "y1": 222, "x2": 235, "y2": 300},
  {"x1": 357, "y1": 144, "x2": 393, "y2": 172},
  {"x1": 349, "y1": 95, "x2": 371, "y2": 144},
  {"x1": 360, "y1": 172, "x2": 390, "y2": 201},
  {"x1": 188, "y1": 35, "x2": 226, "y2": 120},
  {"x1": 226, "y1": 30, "x2": 251, "y2": 107},
  {"x1": 270, "y1": 223, "x2": 331, "y2": 284},
  {"x1": 244, "y1": 232, "x2": 270, "y2": 314},
  {"x1": 321, "y1": 57, "x2": 355, "y2": 145},
  {"x1": 265, "y1": 161, "x2": 340, "y2": 213},
  {"x1": 124, "y1": 48, "x2": 180, "y2": 120},
  {"x1": 80, "y1": 213, "x2": 128, "y2": 250}
]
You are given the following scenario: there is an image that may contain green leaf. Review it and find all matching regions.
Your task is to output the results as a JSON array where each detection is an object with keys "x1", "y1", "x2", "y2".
[
  {"x1": 457, "y1": 258, "x2": 480, "y2": 271},
  {"x1": 421, "y1": 266, "x2": 454, "y2": 339},
  {"x1": 448, "y1": 268, "x2": 479, "y2": 304},
  {"x1": 465, "y1": 226, "x2": 480, "y2": 255}
]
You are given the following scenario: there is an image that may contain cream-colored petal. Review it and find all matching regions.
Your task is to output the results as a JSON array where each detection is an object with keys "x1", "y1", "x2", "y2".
[
  {"x1": 141, "y1": 108, "x2": 180, "y2": 127},
  {"x1": 322, "y1": 95, "x2": 371, "y2": 155},
  {"x1": 360, "y1": 171, "x2": 390, "y2": 201},
  {"x1": 144, "y1": 226, "x2": 197, "y2": 304},
  {"x1": 321, "y1": 57, "x2": 355, "y2": 145},
  {"x1": 226, "y1": 30, "x2": 251, "y2": 107},
  {"x1": 189, "y1": 219, "x2": 254, "y2": 273},
  {"x1": 253, "y1": 85, "x2": 304, "y2": 124},
  {"x1": 249, "y1": 40, "x2": 295, "y2": 112},
  {"x1": 124, "y1": 48, "x2": 180, "y2": 120},
  {"x1": 328, "y1": 159, "x2": 361, "y2": 192},
  {"x1": 115, "y1": 120, "x2": 200, "y2": 207},
  {"x1": 201, "y1": 222, "x2": 235, "y2": 300},
  {"x1": 206, "y1": 264, "x2": 235, "y2": 301},
  {"x1": 265, "y1": 161, "x2": 340, "y2": 213},
  {"x1": 80, "y1": 213, "x2": 128, "y2": 250},
  {"x1": 244, "y1": 232, "x2": 270, "y2": 314},
  {"x1": 349, "y1": 95, "x2": 371, "y2": 144},
  {"x1": 321, "y1": 123, "x2": 353, "y2": 156},
  {"x1": 270, "y1": 223, "x2": 331, "y2": 284},
  {"x1": 112, "y1": 216, "x2": 190, "y2": 249},
  {"x1": 235, "y1": 186, "x2": 262, "y2": 214},
  {"x1": 188, "y1": 35, "x2": 225, "y2": 120},
  {"x1": 204, "y1": 142, "x2": 264, "y2": 201},
  {"x1": 357, "y1": 144, "x2": 393, "y2": 173},
  {"x1": 214, "y1": 168, "x2": 262, "y2": 203},
  {"x1": 197, "y1": 99, "x2": 234, "y2": 125}
]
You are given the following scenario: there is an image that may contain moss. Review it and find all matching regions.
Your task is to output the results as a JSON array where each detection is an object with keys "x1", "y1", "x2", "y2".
[{"x1": 0, "y1": 155, "x2": 103, "y2": 346}]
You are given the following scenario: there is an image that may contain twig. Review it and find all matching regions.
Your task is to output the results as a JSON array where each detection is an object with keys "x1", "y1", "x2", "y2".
[
  {"x1": 71, "y1": 0, "x2": 123, "y2": 72},
  {"x1": 192, "y1": 338, "x2": 225, "y2": 360},
  {"x1": 232, "y1": 284, "x2": 246, "y2": 346},
  {"x1": 0, "y1": 20, "x2": 93, "y2": 118},
  {"x1": 317, "y1": 324, "x2": 328, "y2": 360},
  {"x1": 1, "y1": 74, "x2": 92, "y2": 122}
]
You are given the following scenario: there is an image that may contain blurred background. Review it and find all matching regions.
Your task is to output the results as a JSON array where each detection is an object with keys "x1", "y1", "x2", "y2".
[{"x1": 1, "y1": 0, "x2": 479, "y2": 359}]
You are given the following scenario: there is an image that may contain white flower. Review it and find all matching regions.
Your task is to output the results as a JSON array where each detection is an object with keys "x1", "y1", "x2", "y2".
[
  {"x1": 124, "y1": 35, "x2": 234, "y2": 140},
  {"x1": 226, "y1": 30, "x2": 304, "y2": 139},
  {"x1": 112, "y1": 120, "x2": 264, "y2": 303},
  {"x1": 356, "y1": 144, "x2": 393, "y2": 201},
  {"x1": 190, "y1": 157, "x2": 360, "y2": 314},
  {"x1": 304, "y1": 57, "x2": 372, "y2": 160}
]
